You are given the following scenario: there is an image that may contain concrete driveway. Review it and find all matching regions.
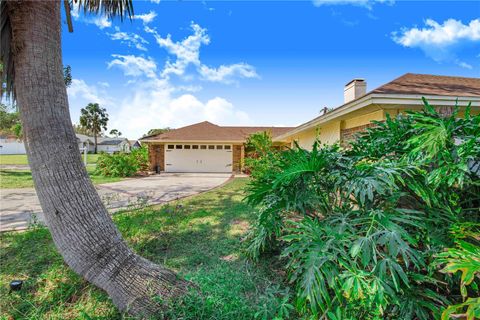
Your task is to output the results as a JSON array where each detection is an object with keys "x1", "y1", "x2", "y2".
[{"x1": 0, "y1": 173, "x2": 231, "y2": 232}]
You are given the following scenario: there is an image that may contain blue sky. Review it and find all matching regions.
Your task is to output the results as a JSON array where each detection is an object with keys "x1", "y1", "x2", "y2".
[{"x1": 64, "y1": 0, "x2": 480, "y2": 138}]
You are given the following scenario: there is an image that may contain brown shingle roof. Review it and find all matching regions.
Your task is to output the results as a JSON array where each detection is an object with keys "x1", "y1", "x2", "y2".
[
  {"x1": 142, "y1": 121, "x2": 295, "y2": 142},
  {"x1": 371, "y1": 73, "x2": 480, "y2": 97}
]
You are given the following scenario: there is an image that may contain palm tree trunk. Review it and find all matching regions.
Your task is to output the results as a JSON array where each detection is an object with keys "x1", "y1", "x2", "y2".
[
  {"x1": 94, "y1": 130, "x2": 98, "y2": 154},
  {"x1": 8, "y1": 1, "x2": 189, "y2": 316}
]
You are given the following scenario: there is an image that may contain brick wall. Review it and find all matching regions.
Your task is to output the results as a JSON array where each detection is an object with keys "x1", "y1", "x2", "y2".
[
  {"x1": 232, "y1": 144, "x2": 242, "y2": 173},
  {"x1": 148, "y1": 144, "x2": 164, "y2": 172},
  {"x1": 340, "y1": 123, "x2": 377, "y2": 147}
]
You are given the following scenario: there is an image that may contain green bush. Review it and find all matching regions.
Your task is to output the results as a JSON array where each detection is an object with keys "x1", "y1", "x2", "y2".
[
  {"x1": 94, "y1": 146, "x2": 148, "y2": 177},
  {"x1": 245, "y1": 98, "x2": 480, "y2": 319}
]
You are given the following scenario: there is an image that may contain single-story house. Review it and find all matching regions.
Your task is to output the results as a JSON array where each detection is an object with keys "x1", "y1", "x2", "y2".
[
  {"x1": 97, "y1": 138, "x2": 130, "y2": 153},
  {"x1": 76, "y1": 134, "x2": 95, "y2": 153},
  {"x1": 140, "y1": 122, "x2": 294, "y2": 173},
  {"x1": 0, "y1": 135, "x2": 26, "y2": 155},
  {"x1": 274, "y1": 73, "x2": 480, "y2": 149},
  {"x1": 76, "y1": 134, "x2": 131, "y2": 153}
]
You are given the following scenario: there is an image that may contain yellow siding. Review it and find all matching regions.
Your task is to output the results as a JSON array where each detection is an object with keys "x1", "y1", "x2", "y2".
[
  {"x1": 291, "y1": 128, "x2": 317, "y2": 150},
  {"x1": 318, "y1": 121, "x2": 341, "y2": 145},
  {"x1": 288, "y1": 121, "x2": 341, "y2": 150},
  {"x1": 343, "y1": 110, "x2": 385, "y2": 129},
  {"x1": 284, "y1": 104, "x2": 479, "y2": 151}
]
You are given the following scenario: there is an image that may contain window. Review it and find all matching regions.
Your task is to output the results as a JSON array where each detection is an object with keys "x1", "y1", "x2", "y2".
[
  {"x1": 192, "y1": 145, "x2": 199, "y2": 149},
  {"x1": 175, "y1": 145, "x2": 183, "y2": 149},
  {"x1": 208, "y1": 145, "x2": 215, "y2": 150},
  {"x1": 224, "y1": 145, "x2": 231, "y2": 150},
  {"x1": 184, "y1": 145, "x2": 191, "y2": 149},
  {"x1": 200, "y1": 145, "x2": 207, "y2": 149},
  {"x1": 167, "y1": 145, "x2": 174, "y2": 149},
  {"x1": 216, "y1": 145, "x2": 223, "y2": 150}
]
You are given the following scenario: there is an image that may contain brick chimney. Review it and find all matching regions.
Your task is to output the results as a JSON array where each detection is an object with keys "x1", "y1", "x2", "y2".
[{"x1": 344, "y1": 79, "x2": 366, "y2": 103}]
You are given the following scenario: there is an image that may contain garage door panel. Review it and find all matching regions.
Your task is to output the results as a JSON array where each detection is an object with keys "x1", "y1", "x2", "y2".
[{"x1": 165, "y1": 145, "x2": 233, "y2": 173}]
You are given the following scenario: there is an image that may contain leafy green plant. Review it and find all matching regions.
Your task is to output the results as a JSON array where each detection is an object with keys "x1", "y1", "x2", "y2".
[
  {"x1": 436, "y1": 223, "x2": 480, "y2": 320},
  {"x1": 95, "y1": 146, "x2": 148, "y2": 177},
  {"x1": 245, "y1": 98, "x2": 480, "y2": 319}
]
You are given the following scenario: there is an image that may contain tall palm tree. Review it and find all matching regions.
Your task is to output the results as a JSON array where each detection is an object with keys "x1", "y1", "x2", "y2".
[
  {"x1": 0, "y1": 1, "x2": 189, "y2": 317},
  {"x1": 80, "y1": 103, "x2": 109, "y2": 153}
]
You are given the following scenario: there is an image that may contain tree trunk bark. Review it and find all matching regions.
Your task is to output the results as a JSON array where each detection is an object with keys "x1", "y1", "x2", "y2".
[{"x1": 7, "y1": 1, "x2": 189, "y2": 317}]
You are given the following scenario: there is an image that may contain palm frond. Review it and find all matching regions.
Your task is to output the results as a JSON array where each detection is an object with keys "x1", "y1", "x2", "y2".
[{"x1": 73, "y1": 0, "x2": 134, "y2": 20}]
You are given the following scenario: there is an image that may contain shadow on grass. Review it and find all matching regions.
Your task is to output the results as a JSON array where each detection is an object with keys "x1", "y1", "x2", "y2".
[
  {"x1": 0, "y1": 170, "x2": 32, "y2": 177},
  {"x1": 0, "y1": 178, "x2": 288, "y2": 320}
]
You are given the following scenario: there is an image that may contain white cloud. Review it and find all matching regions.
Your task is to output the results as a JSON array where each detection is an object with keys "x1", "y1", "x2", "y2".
[
  {"x1": 146, "y1": 22, "x2": 258, "y2": 83},
  {"x1": 133, "y1": 11, "x2": 157, "y2": 24},
  {"x1": 98, "y1": 81, "x2": 110, "y2": 87},
  {"x1": 108, "y1": 27, "x2": 149, "y2": 51},
  {"x1": 312, "y1": 0, "x2": 393, "y2": 9},
  {"x1": 91, "y1": 16, "x2": 112, "y2": 29},
  {"x1": 68, "y1": 79, "x2": 112, "y2": 106},
  {"x1": 199, "y1": 63, "x2": 259, "y2": 83},
  {"x1": 147, "y1": 23, "x2": 210, "y2": 77},
  {"x1": 392, "y1": 18, "x2": 480, "y2": 68},
  {"x1": 85, "y1": 22, "x2": 257, "y2": 138},
  {"x1": 150, "y1": 0, "x2": 161, "y2": 3},
  {"x1": 70, "y1": 4, "x2": 111, "y2": 29},
  {"x1": 107, "y1": 55, "x2": 157, "y2": 78},
  {"x1": 108, "y1": 79, "x2": 251, "y2": 138}
]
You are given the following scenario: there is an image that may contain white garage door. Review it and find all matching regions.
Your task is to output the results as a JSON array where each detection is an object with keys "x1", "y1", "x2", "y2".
[{"x1": 165, "y1": 144, "x2": 233, "y2": 173}]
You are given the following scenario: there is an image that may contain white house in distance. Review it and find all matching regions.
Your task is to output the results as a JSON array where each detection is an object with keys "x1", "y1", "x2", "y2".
[
  {"x1": 76, "y1": 134, "x2": 95, "y2": 153},
  {"x1": 0, "y1": 135, "x2": 26, "y2": 155},
  {"x1": 77, "y1": 134, "x2": 131, "y2": 153},
  {"x1": 1, "y1": 133, "x2": 131, "y2": 155},
  {"x1": 97, "y1": 137, "x2": 131, "y2": 153}
]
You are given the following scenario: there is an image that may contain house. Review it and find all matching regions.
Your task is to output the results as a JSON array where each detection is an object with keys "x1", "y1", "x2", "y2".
[
  {"x1": 0, "y1": 135, "x2": 26, "y2": 154},
  {"x1": 274, "y1": 73, "x2": 480, "y2": 149},
  {"x1": 129, "y1": 140, "x2": 142, "y2": 150},
  {"x1": 76, "y1": 134, "x2": 131, "y2": 153},
  {"x1": 141, "y1": 122, "x2": 294, "y2": 173},
  {"x1": 76, "y1": 134, "x2": 95, "y2": 153},
  {"x1": 97, "y1": 138, "x2": 130, "y2": 153}
]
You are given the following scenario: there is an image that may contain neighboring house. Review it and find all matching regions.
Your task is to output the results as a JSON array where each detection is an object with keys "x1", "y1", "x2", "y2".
[
  {"x1": 97, "y1": 138, "x2": 130, "y2": 153},
  {"x1": 76, "y1": 134, "x2": 95, "y2": 153},
  {"x1": 0, "y1": 135, "x2": 26, "y2": 154},
  {"x1": 274, "y1": 73, "x2": 480, "y2": 149},
  {"x1": 141, "y1": 122, "x2": 293, "y2": 173},
  {"x1": 129, "y1": 140, "x2": 142, "y2": 150}
]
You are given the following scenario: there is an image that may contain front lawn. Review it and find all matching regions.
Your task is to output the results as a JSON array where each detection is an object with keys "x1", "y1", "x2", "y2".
[
  {"x1": 0, "y1": 154, "x2": 100, "y2": 165},
  {"x1": 0, "y1": 178, "x2": 288, "y2": 319},
  {"x1": 0, "y1": 166, "x2": 122, "y2": 189}
]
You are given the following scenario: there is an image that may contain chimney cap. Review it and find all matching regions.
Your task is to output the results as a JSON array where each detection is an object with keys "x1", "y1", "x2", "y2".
[{"x1": 345, "y1": 78, "x2": 365, "y2": 87}]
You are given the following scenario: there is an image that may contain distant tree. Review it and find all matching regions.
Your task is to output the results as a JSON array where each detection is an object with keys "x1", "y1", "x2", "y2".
[
  {"x1": 72, "y1": 123, "x2": 91, "y2": 136},
  {"x1": 0, "y1": 104, "x2": 21, "y2": 138},
  {"x1": 79, "y1": 103, "x2": 109, "y2": 153},
  {"x1": 109, "y1": 128, "x2": 122, "y2": 137},
  {"x1": 144, "y1": 127, "x2": 171, "y2": 137}
]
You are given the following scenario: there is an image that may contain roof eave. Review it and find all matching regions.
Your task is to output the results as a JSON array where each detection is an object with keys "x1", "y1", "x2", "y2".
[
  {"x1": 141, "y1": 139, "x2": 247, "y2": 144},
  {"x1": 273, "y1": 93, "x2": 480, "y2": 141}
]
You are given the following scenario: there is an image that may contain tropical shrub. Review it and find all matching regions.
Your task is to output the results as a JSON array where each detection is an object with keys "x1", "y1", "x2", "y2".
[
  {"x1": 244, "y1": 131, "x2": 281, "y2": 177},
  {"x1": 95, "y1": 146, "x2": 149, "y2": 177},
  {"x1": 245, "y1": 98, "x2": 480, "y2": 319}
]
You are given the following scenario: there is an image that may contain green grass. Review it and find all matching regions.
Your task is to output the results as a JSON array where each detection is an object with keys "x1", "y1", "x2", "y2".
[
  {"x1": 0, "y1": 179, "x2": 289, "y2": 319},
  {"x1": 0, "y1": 166, "x2": 122, "y2": 189},
  {"x1": 0, "y1": 154, "x2": 100, "y2": 165}
]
